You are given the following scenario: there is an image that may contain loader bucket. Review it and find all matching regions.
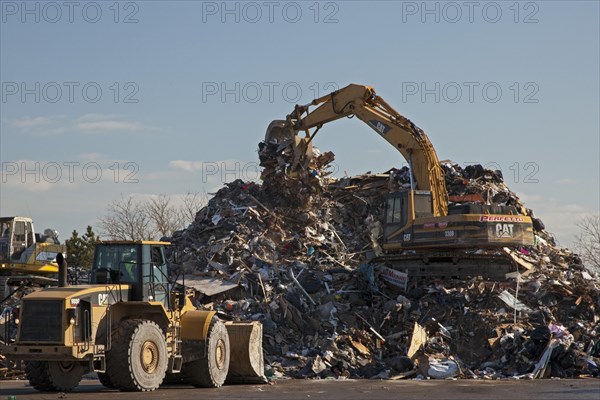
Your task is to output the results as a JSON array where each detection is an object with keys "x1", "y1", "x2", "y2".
[{"x1": 225, "y1": 321, "x2": 266, "y2": 384}]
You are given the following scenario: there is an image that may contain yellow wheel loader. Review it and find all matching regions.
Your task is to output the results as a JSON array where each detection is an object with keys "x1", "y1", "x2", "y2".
[
  {"x1": 1, "y1": 241, "x2": 265, "y2": 392},
  {"x1": 0, "y1": 216, "x2": 66, "y2": 301}
]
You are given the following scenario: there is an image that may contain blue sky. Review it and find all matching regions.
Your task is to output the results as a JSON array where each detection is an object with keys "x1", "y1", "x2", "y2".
[{"x1": 1, "y1": 0, "x2": 599, "y2": 248}]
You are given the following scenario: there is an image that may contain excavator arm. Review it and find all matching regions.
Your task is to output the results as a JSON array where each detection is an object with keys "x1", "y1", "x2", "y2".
[{"x1": 267, "y1": 83, "x2": 448, "y2": 216}]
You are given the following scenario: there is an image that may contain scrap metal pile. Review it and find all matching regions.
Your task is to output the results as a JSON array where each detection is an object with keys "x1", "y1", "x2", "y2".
[{"x1": 169, "y1": 140, "x2": 600, "y2": 381}]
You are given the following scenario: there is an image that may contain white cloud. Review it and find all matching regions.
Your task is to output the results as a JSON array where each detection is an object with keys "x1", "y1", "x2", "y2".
[
  {"x1": 78, "y1": 153, "x2": 107, "y2": 162},
  {"x1": 168, "y1": 160, "x2": 204, "y2": 172},
  {"x1": 168, "y1": 159, "x2": 261, "y2": 186},
  {"x1": 520, "y1": 192, "x2": 598, "y2": 248},
  {"x1": 76, "y1": 113, "x2": 112, "y2": 122},
  {"x1": 12, "y1": 116, "x2": 62, "y2": 129},
  {"x1": 10, "y1": 114, "x2": 152, "y2": 136},
  {"x1": 75, "y1": 120, "x2": 143, "y2": 131},
  {"x1": 553, "y1": 178, "x2": 579, "y2": 185},
  {"x1": 0, "y1": 158, "x2": 145, "y2": 193}
]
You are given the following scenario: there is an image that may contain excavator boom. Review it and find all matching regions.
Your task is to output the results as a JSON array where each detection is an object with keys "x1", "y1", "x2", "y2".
[{"x1": 268, "y1": 84, "x2": 448, "y2": 216}]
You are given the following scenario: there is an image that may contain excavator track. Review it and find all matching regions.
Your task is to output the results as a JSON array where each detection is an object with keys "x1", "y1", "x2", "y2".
[{"x1": 372, "y1": 251, "x2": 518, "y2": 280}]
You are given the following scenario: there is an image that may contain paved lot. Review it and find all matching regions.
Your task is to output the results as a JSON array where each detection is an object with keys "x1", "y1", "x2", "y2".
[{"x1": 1, "y1": 379, "x2": 599, "y2": 400}]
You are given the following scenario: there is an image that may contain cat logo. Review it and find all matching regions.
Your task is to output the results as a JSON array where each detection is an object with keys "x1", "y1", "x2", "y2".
[
  {"x1": 495, "y1": 223, "x2": 514, "y2": 238},
  {"x1": 98, "y1": 293, "x2": 109, "y2": 306},
  {"x1": 368, "y1": 120, "x2": 391, "y2": 136}
]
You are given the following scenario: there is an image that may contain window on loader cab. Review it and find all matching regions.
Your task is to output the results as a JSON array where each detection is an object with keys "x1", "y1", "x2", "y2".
[
  {"x1": 142, "y1": 246, "x2": 167, "y2": 285},
  {"x1": 93, "y1": 245, "x2": 139, "y2": 284}
]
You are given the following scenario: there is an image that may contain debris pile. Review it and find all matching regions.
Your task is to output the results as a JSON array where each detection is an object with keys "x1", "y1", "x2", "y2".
[
  {"x1": 2, "y1": 137, "x2": 598, "y2": 381},
  {"x1": 169, "y1": 140, "x2": 600, "y2": 380}
]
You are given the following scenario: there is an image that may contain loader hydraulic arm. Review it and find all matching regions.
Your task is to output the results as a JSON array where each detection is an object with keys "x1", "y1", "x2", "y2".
[{"x1": 276, "y1": 83, "x2": 448, "y2": 217}]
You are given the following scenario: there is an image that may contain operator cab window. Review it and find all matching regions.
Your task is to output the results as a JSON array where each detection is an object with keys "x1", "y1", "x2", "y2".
[
  {"x1": 12, "y1": 220, "x2": 26, "y2": 260},
  {"x1": 413, "y1": 191, "x2": 433, "y2": 218},
  {"x1": 0, "y1": 221, "x2": 11, "y2": 261},
  {"x1": 144, "y1": 246, "x2": 167, "y2": 284},
  {"x1": 119, "y1": 248, "x2": 138, "y2": 283},
  {"x1": 142, "y1": 245, "x2": 169, "y2": 305},
  {"x1": 386, "y1": 195, "x2": 406, "y2": 226},
  {"x1": 92, "y1": 245, "x2": 138, "y2": 284}
]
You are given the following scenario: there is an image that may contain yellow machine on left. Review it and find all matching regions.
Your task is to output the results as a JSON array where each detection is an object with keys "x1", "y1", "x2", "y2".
[
  {"x1": 1, "y1": 240, "x2": 265, "y2": 392},
  {"x1": 0, "y1": 216, "x2": 66, "y2": 301}
]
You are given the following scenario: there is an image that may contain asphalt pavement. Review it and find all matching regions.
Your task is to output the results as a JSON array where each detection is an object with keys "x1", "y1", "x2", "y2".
[{"x1": 1, "y1": 379, "x2": 599, "y2": 400}]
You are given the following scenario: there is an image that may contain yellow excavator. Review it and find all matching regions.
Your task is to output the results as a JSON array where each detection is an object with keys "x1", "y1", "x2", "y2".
[
  {"x1": 265, "y1": 84, "x2": 534, "y2": 278},
  {"x1": 0, "y1": 216, "x2": 65, "y2": 302},
  {"x1": 2, "y1": 240, "x2": 265, "y2": 392}
]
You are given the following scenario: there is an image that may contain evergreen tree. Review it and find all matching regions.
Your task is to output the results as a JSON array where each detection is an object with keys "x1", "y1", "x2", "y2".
[{"x1": 65, "y1": 226, "x2": 98, "y2": 270}]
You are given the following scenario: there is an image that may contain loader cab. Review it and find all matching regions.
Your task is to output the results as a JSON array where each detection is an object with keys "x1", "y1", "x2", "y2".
[
  {"x1": 384, "y1": 190, "x2": 433, "y2": 244},
  {"x1": 91, "y1": 241, "x2": 171, "y2": 308}
]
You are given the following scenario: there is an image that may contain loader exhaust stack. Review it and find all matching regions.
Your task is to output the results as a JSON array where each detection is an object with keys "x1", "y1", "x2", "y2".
[{"x1": 56, "y1": 252, "x2": 68, "y2": 287}]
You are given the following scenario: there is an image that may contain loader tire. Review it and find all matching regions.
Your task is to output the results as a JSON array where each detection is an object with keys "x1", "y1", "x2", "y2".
[
  {"x1": 106, "y1": 319, "x2": 167, "y2": 391},
  {"x1": 97, "y1": 372, "x2": 115, "y2": 388},
  {"x1": 25, "y1": 360, "x2": 84, "y2": 392},
  {"x1": 183, "y1": 318, "x2": 230, "y2": 388},
  {"x1": 25, "y1": 361, "x2": 53, "y2": 391}
]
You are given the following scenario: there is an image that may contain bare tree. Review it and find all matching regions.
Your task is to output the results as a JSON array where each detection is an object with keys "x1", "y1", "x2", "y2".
[
  {"x1": 98, "y1": 195, "x2": 156, "y2": 240},
  {"x1": 145, "y1": 194, "x2": 179, "y2": 238},
  {"x1": 177, "y1": 191, "x2": 207, "y2": 228},
  {"x1": 98, "y1": 192, "x2": 206, "y2": 240},
  {"x1": 574, "y1": 215, "x2": 600, "y2": 271}
]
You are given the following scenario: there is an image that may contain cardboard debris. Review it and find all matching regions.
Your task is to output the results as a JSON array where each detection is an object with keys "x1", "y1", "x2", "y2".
[
  {"x1": 408, "y1": 322, "x2": 429, "y2": 359},
  {"x1": 503, "y1": 248, "x2": 535, "y2": 271},
  {"x1": 185, "y1": 277, "x2": 239, "y2": 297}
]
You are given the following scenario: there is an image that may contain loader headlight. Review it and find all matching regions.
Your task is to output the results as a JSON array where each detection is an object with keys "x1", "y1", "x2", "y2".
[
  {"x1": 14, "y1": 318, "x2": 19, "y2": 325},
  {"x1": 66, "y1": 308, "x2": 77, "y2": 325}
]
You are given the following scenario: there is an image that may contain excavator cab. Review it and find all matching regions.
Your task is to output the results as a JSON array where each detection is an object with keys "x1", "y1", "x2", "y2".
[
  {"x1": 0, "y1": 217, "x2": 34, "y2": 264},
  {"x1": 384, "y1": 190, "x2": 434, "y2": 245},
  {"x1": 0, "y1": 216, "x2": 65, "y2": 301}
]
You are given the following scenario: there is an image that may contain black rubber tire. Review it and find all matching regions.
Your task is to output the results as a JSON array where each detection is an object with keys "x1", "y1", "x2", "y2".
[
  {"x1": 25, "y1": 360, "x2": 84, "y2": 392},
  {"x1": 182, "y1": 318, "x2": 230, "y2": 388},
  {"x1": 97, "y1": 372, "x2": 115, "y2": 388},
  {"x1": 25, "y1": 361, "x2": 53, "y2": 391},
  {"x1": 106, "y1": 319, "x2": 167, "y2": 392}
]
